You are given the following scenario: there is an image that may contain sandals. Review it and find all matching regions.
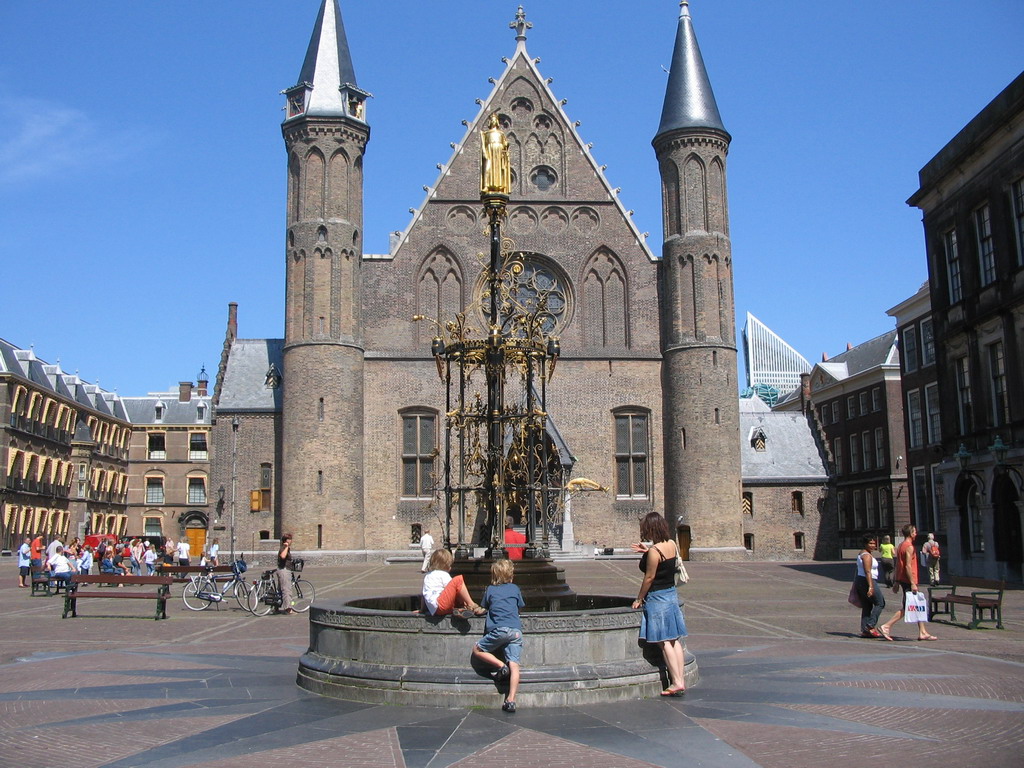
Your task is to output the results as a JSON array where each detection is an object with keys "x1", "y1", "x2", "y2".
[
  {"x1": 660, "y1": 686, "x2": 686, "y2": 697},
  {"x1": 918, "y1": 634, "x2": 938, "y2": 641},
  {"x1": 879, "y1": 626, "x2": 894, "y2": 641}
]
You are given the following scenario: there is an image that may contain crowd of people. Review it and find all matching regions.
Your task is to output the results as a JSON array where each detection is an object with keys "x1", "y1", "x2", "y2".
[{"x1": 16, "y1": 534, "x2": 223, "y2": 587}]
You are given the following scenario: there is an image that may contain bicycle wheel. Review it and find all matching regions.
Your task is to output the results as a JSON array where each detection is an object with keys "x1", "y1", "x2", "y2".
[
  {"x1": 249, "y1": 580, "x2": 274, "y2": 616},
  {"x1": 291, "y1": 579, "x2": 315, "y2": 612},
  {"x1": 231, "y1": 578, "x2": 251, "y2": 611},
  {"x1": 182, "y1": 578, "x2": 210, "y2": 611}
]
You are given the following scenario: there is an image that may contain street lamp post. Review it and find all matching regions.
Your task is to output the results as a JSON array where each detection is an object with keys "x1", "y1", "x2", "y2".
[{"x1": 231, "y1": 417, "x2": 239, "y2": 562}]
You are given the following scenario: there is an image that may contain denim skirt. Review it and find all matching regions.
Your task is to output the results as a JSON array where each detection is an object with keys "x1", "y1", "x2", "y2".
[{"x1": 639, "y1": 586, "x2": 687, "y2": 643}]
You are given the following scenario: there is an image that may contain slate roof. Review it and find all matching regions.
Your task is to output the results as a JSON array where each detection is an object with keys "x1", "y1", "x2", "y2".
[
  {"x1": 291, "y1": 0, "x2": 359, "y2": 118},
  {"x1": 121, "y1": 394, "x2": 212, "y2": 426},
  {"x1": 216, "y1": 339, "x2": 284, "y2": 412},
  {"x1": 740, "y1": 396, "x2": 828, "y2": 483},
  {"x1": 820, "y1": 330, "x2": 899, "y2": 382},
  {"x1": 0, "y1": 337, "x2": 129, "y2": 422},
  {"x1": 655, "y1": 1, "x2": 728, "y2": 140}
]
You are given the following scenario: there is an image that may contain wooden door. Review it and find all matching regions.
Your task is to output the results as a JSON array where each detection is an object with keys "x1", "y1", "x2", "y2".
[
  {"x1": 186, "y1": 527, "x2": 207, "y2": 559},
  {"x1": 676, "y1": 525, "x2": 691, "y2": 561}
]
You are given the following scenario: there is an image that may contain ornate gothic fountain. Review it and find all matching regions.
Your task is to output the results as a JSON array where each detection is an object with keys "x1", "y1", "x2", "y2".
[{"x1": 297, "y1": 116, "x2": 697, "y2": 706}]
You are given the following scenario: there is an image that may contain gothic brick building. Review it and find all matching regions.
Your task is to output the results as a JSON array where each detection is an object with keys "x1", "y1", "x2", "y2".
[{"x1": 211, "y1": 1, "x2": 748, "y2": 559}]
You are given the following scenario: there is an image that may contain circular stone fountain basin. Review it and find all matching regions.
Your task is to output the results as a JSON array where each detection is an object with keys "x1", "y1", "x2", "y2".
[{"x1": 297, "y1": 595, "x2": 698, "y2": 707}]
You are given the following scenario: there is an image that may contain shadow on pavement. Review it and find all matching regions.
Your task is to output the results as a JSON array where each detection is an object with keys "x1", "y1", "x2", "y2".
[{"x1": 781, "y1": 561, "x2": 851, "y2": 583}]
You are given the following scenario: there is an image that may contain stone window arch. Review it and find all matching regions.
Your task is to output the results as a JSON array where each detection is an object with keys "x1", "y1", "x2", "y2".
[
  {"x1": 328, "y1": 149, "x2": 350, "y2": 220},
  {"x1": 416, "y1": 248, "x2": 464, "y2": 344},
  {"x1": 582, "y1": 247, "x2": 629, "y2": 349},
  {"x1": 303, "y1": 148, "x2": 325, "y2": 221},
  {"x1": 682, "y1": 153, "x2": 707, "y2": 233}
]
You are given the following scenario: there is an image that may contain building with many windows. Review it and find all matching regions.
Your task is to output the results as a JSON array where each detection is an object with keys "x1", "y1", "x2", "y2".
[
  {"x1": 907, "y1": 70, "x2": 1024, "y2": 582},
  {"x1": 887, "y1": 283, "x2": 944, "y2": 540},
  {"x1": 0, "y1": 339, "x2": 131, "y2": 551},
  {"x1": 777, "y1": 332, "x2": 908, "y2": 551},
  {"x1": 122, "y1": 373, "x2": 213, "y2": 556}
]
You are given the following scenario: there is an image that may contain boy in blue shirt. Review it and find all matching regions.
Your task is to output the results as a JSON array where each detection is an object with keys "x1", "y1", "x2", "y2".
[{"x1": 472, "y1": 558, "x2": 524, "y2": 712}]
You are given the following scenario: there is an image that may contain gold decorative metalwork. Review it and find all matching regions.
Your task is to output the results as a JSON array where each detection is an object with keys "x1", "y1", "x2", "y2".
[{"x1": 413, "y1": 116, "x2": 571, "y2": 556}]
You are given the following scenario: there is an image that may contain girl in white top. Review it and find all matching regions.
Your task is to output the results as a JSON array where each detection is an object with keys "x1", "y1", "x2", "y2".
[
  {"x1": 143, "y1": 542, "x2": 158, "y2": 574},
  {"x1": 421, "y1": 549, "x2": 485, "y2": 617}
]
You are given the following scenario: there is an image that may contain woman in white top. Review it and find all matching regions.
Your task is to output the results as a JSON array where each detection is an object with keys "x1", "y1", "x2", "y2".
[{"x1": 854, "y1": 534, "x2": 885, "y2": 638}]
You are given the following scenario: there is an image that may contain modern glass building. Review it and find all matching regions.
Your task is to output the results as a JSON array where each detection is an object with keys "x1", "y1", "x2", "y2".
[{"x1": 742, "y1": 313, "x2": 811, "y2": 399}]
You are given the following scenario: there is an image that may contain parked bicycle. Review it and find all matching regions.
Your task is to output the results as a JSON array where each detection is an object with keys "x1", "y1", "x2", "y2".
[
  {"x1": 182, "y1": 559, "x2": 251, "y2": 611},
  {"x1": 246, "y1": 558, "x2": 314, "y2": 615}
]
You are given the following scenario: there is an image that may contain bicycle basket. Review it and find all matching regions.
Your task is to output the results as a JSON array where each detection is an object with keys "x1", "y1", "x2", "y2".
[
  {"x1": 291, "y1": 558, "x2": 305, "y2": 573},
  {"x1": 233, "y1": 559, "x2": 248, "y2": 575}
]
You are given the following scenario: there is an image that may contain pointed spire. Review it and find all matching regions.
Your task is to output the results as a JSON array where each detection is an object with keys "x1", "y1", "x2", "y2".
[
  {"x1": 655, "y1": 1, "x2": 727, "y2": 140},
  {"x1": 288, "y1": 0, "x2": 362, "y2": 119}
]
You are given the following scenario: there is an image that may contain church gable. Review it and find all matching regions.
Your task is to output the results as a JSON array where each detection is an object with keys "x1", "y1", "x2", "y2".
[
  {"x1": 397, "y1": 50, "x2": 651, "y2": 261},
  {"x1": 368, "y1": 31, "x2": 659, "y2": 360}
]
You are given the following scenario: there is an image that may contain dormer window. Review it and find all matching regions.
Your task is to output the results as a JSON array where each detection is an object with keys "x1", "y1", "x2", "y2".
[
  {"x1": 285, "y1": 85, "x2": 308, "y2": 118},
  {"x1": 265, "y1": 364, "x2": 281, "y2": 389},
  {"x1": 750, "y1": 427, "x2": 767, "y2": 452},
  {"x1": 196, "y1": 404, "x2": 206, "y2": 422},
  {"x1": 154, "y1": 401, "x2": 165, "y2": 423}
]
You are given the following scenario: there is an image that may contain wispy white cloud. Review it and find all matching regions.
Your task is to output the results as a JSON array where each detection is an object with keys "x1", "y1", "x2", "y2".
[{"x1": 0, "y1": 96, "x2": 148, "y2": 186}]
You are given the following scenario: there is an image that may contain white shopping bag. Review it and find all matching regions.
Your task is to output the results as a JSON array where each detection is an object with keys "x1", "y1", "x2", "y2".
[{"x1": 904, "y1": 590, "x2": 929, "y2": 623}]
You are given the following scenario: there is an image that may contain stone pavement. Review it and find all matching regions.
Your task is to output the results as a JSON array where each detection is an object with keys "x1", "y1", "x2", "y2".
[{"x1": 1, "y1": 559, "x2": 1022, "y2": 768}]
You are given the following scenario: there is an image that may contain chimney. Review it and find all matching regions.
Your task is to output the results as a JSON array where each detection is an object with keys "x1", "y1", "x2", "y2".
[
  {"x1": 799, "y1": 372, "x2": 812, "y2": 414},
  {"x1": 227, "y1": 302, "x2": 238, "y2": 344},
  {"x1": 179, "y1": 382, "x2": 193, "y2": 402}
]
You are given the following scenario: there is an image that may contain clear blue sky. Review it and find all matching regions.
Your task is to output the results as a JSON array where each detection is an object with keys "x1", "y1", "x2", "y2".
[{"x1": 1, "y1": 1, "x2": 1021, "y2": 396}]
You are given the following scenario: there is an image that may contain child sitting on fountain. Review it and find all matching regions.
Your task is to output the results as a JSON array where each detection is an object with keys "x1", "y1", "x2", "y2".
[
  {"x1": 471, "y1": 557, "x2": 525, "y2": 713},
  {"x1": 421, "y1": 549, "x2": 486, "y2": 618}
]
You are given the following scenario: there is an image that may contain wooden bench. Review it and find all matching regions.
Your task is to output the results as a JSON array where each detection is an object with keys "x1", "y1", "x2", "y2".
[
  {"x1": 155, "y1": 563, "x2": 233, "y2": 583},
  {"x1": 62, "y1": 575, "x2": 174, "y2": 620},
  {"x1": 30, "y1": 567, "x2": 74, "y2": 596},
  {"x1": 31, "y1": 567, "x2": 54, "y2": 596},
  {"x1": 928, "y1": 576, "x2": 1005, "y2": 629}
]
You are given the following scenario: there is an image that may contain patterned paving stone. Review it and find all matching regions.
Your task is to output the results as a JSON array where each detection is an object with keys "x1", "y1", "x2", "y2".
[
  {"x1": 448, "y1": 730, "x2": 660, "y2": 768},
  {"x1": 187, "y1": 727, "x2": 407, "y2": 768},
  {"x1": 1, "y1": 560, "x2": 1021, "y2": 768}
]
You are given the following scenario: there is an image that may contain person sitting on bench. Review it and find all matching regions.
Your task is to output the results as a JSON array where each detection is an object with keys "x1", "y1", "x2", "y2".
[
  {"x1": 100, "y1": 553, "x2": 126, "y2": 575},
  {"x1": 47, "y1": 545, "x2": 77, "y2": 590}
]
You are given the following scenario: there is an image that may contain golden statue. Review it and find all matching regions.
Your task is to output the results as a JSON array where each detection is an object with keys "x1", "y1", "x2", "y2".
[{"x1": 480, "y1": 113, "x2": 511, "y2": 197}]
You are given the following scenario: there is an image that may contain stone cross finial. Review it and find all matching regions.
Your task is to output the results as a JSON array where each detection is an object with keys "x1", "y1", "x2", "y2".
[{"x1": 510, "y1": 6, "x2": 532, "y2": 42}]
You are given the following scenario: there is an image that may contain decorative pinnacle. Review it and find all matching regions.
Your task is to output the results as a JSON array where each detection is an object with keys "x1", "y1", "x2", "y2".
[
  {"x1": 680, "y1": 0, "x2": 690, "y2": 18},
  {"x1": 510, "y1": 6, "x2": 532, "y2": 43}
]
